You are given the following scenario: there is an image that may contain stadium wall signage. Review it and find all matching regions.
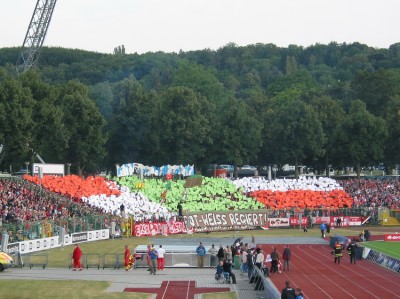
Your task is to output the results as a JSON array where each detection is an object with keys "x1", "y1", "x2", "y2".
[
  {"x1": 364, "y1": 248, "x2": 400, "y2": 273},
  {"x1": 6, "y1": 229, "x2": 109, "y2": 255},
  {"x1": 312, "y1": 216, "x2": 362, "y2": 227},
  {"x1": 184, "y1": 211, "x2": 269, "y2": 232},
  {"x1": 384, "y1": 233, "x2": 400, "y2": 242}
]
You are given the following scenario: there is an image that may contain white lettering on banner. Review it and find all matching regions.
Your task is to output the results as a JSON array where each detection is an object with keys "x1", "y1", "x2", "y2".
[
  {"x1": 385, "y1": 234, "x2": 400, "y2": 241},
  {"x1": 184, "y1": 211, "x2": 268, "y2": 232},
  {"x1": 133, "y1": 221, "x2": 191, "y2": 237}
]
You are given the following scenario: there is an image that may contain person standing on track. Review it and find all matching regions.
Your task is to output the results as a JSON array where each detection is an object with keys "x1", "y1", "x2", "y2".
[
  {"x1": 72, "y1": 244, "x2": 83, "y2": 271},
  {"x1": 282, "y1": 245, "x2": 291, "y2": 271},
  {"x1": 347, "y1": 239, "x2": 358, "y2": 264},
  {"x1": 270, "y1": 247, "x2": 279, "y2": 273},
  {"x1": 333, "y1": 241, "x2": 343, "y2": 264},
  {"x1": 281, "y1": 280, "x2": 296, "y2": 299}
]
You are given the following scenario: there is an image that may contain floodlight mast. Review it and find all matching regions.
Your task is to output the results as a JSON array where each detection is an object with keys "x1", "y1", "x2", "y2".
[{"x1": 16, "y1": 0, "x2": 58, "y2": 74}]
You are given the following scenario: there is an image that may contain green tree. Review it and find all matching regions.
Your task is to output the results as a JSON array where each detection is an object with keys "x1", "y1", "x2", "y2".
[
  {"x1": 106, "y1": 78, "x2": 161, "y2": 166},
  {"x1": 264, "y1": 93, "x2": 325, "y2": 178},
  {"x1": 157, "y1": 86, "x2": 215, "y2": 165},
  {"x1": 58, "y1": 81, "x2": 107, "y2": 175},
  {"x1": 307, "y1": 93, "x2": 345, "y2": 176},
  {"x1": 0, "y1": 75, "x2": 35, "y2": 170},
  {"x1": 351, "y1": 69, "x2": 400, "y2": 116},
  {"x1": 334, "y1": 100, "x2": 388, "y2": 178},
  {"x1": 18, "y1": 71, "x2": 69, "y2": 163},
  {"x1": 215, "y1": 98, "x2": 263, "y2": 170},
  {"x1": 382, "y1": 96, "x2": 400, "y2": 170}
]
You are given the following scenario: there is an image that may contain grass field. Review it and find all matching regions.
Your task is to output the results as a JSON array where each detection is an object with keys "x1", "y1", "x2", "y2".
[
  {"x1": 363, "y1": 241, "x2": 400, "y2": 259},
  {"x1": 2, "y1": 227, "x2": 399, "y2": 299},
  {"x1": 0, "y1": 280, "x2": 150, "y2": 299}
]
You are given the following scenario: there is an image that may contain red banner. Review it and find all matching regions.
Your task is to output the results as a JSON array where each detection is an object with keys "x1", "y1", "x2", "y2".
[
  {"x1": 133, "y1": 221, "x2": 192, "y2": 237},
  {"x1": 384, "y1": 234, "x2": 400, "y2": 242},
  {"x1": 289, "y1": 217, "x2": 309, "y2": 226}
]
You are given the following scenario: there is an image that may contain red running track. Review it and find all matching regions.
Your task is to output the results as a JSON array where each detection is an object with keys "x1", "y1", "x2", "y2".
[
  {"x1": 259, "y1": 244, "x2": 400, "y2": 299},
  {"x1": 124, "y1": 280, "x2": 230, "y2": 299}
]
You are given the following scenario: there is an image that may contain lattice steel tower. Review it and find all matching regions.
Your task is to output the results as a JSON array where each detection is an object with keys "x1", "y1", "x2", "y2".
[{"x1": 16, "y1": 0, "x2": 58, "y2": 74}]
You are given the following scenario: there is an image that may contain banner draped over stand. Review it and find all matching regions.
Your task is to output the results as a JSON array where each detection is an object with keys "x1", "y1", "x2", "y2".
[{"x1": 184, "y1": 211, "x2": 269, "y2": 232}]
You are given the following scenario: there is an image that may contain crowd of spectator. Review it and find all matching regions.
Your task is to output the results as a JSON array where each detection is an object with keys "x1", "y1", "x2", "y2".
[
  {"x1": 340, "y1": 178, "x2": 400, "y2": 210},
  {"x1": 0, "y1": 178, "x2": 105, "y2": 225},
  {"x1": 1, "y1": 176, "x2": 399, "y2": 231}
]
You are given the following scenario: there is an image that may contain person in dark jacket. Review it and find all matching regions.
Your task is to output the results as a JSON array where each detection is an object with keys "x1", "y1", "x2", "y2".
[
  {"x1": 270, "y1": 247, "x2": 279, "y2": 273},
  {"x1": 217, "y1": 245, "x2": 225, "y2": 262},
  {"x1": 246, "y1": 249, "x2": 254, "y2": 280},
  {"x1": 347, "y1": 239, "x2": 358, "y2": 264},
  {"x1": 223, "y1": 259, "x2": 236, "y2": 284},
  {"x1": 283, "y1": 245, "x2": 291, "y2": 271},
  {"x1": 281, "y1": 280, "x2": 296, "y2": 299}
]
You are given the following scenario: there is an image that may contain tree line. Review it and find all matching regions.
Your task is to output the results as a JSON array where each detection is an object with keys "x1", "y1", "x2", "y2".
[{"x1": 1, "y1": 41, "x2": 400, "y2": 176}]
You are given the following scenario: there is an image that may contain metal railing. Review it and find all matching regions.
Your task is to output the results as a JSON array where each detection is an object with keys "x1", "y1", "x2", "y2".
[{"x1": 253, "y1": 267, "x2": 280, "y2": 299}]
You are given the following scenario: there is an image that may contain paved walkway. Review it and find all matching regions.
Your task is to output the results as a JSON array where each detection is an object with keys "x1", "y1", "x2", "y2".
[{"x1": 0, "y1": 266, "x2": 266, "y2": 298}]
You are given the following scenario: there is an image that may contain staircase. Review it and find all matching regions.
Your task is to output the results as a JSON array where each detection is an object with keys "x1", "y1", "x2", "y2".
[{"x1": 382, "y1": 216, "x2": 400, "y2": 226}]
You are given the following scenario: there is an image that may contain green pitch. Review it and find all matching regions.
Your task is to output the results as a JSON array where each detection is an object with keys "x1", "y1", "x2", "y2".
[{"x1": 363, "y1": 241, "x2": 400, "y2": 259}]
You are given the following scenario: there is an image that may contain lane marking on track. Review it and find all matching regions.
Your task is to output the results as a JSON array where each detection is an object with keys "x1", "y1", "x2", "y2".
[
  {"x1": 264, "y1": 244, "x2": 334, "y2": 299},
  {"x1": 307, "y1": 244, "x2": 400, "y2": 293},
  {"x1": 161, "y1": 280, "x2": 170, "y2": 299},
  {"x1": 293, "y1": 245, "x2": 359, "y2": 299},
  {"x1": 305, "y1": 245, "x2": 397, "y2": 299},
  {"x1": 186, "y1": 281, "x2": 190, "y2": 299}
]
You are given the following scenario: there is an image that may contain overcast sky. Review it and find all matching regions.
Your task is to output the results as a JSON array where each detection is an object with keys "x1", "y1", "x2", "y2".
[{"x1": 1, "y1": 0, "x2": 400, "y2": 54}]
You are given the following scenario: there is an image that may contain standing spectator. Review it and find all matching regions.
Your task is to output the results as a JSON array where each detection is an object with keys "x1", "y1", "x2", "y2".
[
  {"x1": 209, "y1": 244, "x2": 218, "y2": 268},
  {"x1": 177, "y1": 202, "x2": 183, "y2": 220},
  {"x1": 148, "y1": 246, "x2": 158, "y2": 274},
  {"x1": 124, "y1": 245, "x2": 133, "y2": 271},
  {"x1": 336, "y1": 217, "x2": 342, "y2": 227},
  {"x1": 320, "y1": 222, "x2": 326, "y2": 238},
  {"x1": 217, "y1": 245, "x2": 225, "y2": 262},
  {"x1": 225, "y1": 246, "x2": 232, "y2": 264},
  {"x1": 247, "y1": 249, "x2": 255, "y2": 279},
  {"x1": 120, "y1": 203, "x2": 126, "y2": 218},
  {"x1": 347, "y1": 239, "x2": 358, "y2": 264},
  {"x1": 157, "y1": 244, "x2": 166, "y2": 270},
  {"x1": 196, "y1": 242, "x2": 206, "y2": 268},
  {"x1": 72, "y1": 244, "x2": 83, "y2": 271},
  {"x1": 270, "y1": 247, "x2": 279, "y2": 273},
  {"x1": 241, "y1": 248, "x2": 248, "y2": 273},
  {"x1": 281, "y1": 280, "x2": 296, "y2": 299},
  {"x1": 333, "y1": 241, "x2": 343, "y2": 264},
  {"x1": 255, "y1": 248, "x2": 264, "y2": 269},
  {"x1": 282, "y1": 245, "x2": 291, "y2": 271},
  {"x1": 146, "y1": 244, "x2": 151, "y2": 271},
  {"x1": 295, "y1": 287, "x2": 304, "y2": 299}
]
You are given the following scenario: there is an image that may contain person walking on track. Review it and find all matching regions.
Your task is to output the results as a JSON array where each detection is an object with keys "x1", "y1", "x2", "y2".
[{"x1": 283, "y1": 245, "x2": 291, "y2": 271}]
